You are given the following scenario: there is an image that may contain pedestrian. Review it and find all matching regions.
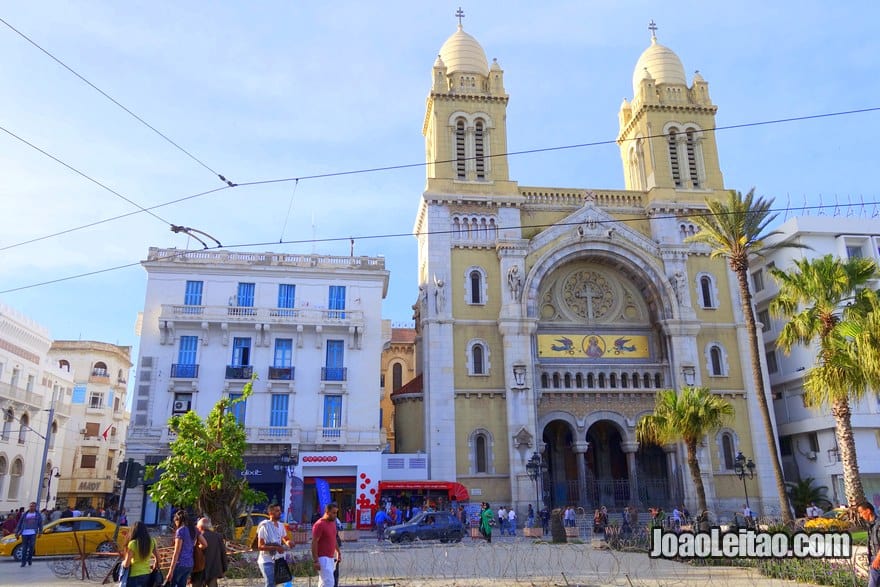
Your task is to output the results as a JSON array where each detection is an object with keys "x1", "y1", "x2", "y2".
[
  {"x1": 312, "y1": 502, "x2": 341, "y2": 587},
  {"x1": 191, "y1": 516, "x2": 227, "y2": 587},
  {"x1": 165, "y1": 509, "x2": 206, "y2": 587},
  {"x1": 374, "y1": 508, "x2": 388, "y2": 541},
  {"x1": 497, "y1": 505, "x2": 507, "y2": 536},
  {"x1": 14, "y1": 501, "x2": 42, "y2": 567},
  {"x1": 539, "y1": 507, "x2": 550, "y2": 535},
  {"x1": 121, "y1": 521, "x2": 156, "y2": 587},
  {"x1": 526, "y1": 504, "x2": 535, "y2": 528},
  {"x1": 856, "y1": 501, "x2": 880, "y2": 587},
  {"x1": 507, "y1": 507, "x2": 517, "y2": 536},
  {"x1": 257, "y1": 503, "x2": 293, "y2": 587},
  {"x1": 479, "y1": 502, "x2": 494, "y2": 543}
]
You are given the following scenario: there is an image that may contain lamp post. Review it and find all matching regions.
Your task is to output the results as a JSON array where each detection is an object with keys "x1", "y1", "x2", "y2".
[
  {"x1": 525, "y1": 452, "x2": 547, "y2": 511},
  {"x1": 733, "y1": 451, "x2": 756, "y2": 510},
  {"x1": 44, "y1": 467, "x2": 61, "y2": 510}
]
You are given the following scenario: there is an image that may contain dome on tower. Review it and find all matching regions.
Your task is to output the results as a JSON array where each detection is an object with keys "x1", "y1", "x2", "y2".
[
  {"x1": 439, "y1": 25, "x2": 489, "y2": 76},
  {"x1": 632, "y1": 36, "x2": 687, "y2": 96}
]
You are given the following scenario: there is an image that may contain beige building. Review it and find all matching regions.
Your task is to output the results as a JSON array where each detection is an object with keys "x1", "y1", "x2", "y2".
[
  {"x1": 380, "y1": 323, "x2": 416, "y2": 453},
  {"x1": 400, "y1": 22, "x2": 780, "y2": 516},
  {"x1": 48, "y1": 341, "x2": 131, "y2": 511}
]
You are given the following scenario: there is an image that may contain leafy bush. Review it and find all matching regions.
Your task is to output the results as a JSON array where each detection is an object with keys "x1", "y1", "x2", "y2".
[
  {"x1": 804, "y1": 518, "x2": 849, "y2": 532},
  {"x1": 754, "y1": 558, "x2": 859, "y2": 587}
]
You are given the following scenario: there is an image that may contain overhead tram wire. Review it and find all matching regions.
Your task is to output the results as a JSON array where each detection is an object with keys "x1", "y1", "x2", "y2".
[
  {"x1": 0, "y1": 16, "x2": 233, "y2": 187},
  {"x1": 2, "y1": 105, "x2": 879, "y2": 253},
  {"x1": 2, "y1": 199, "x2": 877, "y2": 296}
]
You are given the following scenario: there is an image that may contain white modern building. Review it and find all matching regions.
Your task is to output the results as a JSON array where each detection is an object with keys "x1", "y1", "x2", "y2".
[
  {"x1": 0, "y1": 303, "x2": 74, "y2": 512},
  {"x1": 126, "y1": 248, "x2": 389, "y2": 528},
  {"x1": 751, "y1": 215, "x2": 880, "y2": 507}
]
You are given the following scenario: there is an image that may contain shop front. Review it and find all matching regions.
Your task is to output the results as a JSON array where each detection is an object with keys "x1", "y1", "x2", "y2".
[
  {"x1": 288, "y1": 451, "x2": 380, "y2": 530},
  {"x1": 377, "y1": 481, "x2": 470, "y2": 513}
]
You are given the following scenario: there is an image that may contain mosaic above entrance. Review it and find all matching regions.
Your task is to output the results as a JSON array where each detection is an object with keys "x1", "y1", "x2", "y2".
[{"x1": 537, "y1": 333, "x2": 650, "y2": 359}]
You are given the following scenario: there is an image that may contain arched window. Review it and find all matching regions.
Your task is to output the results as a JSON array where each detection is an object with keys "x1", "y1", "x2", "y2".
[
  {"x1": 698, "y1": 274, "x2": 718, "y2": 309},
  {"x1": 18, "y1": 413, "x2": 28, "y2": 444},
  {"x1": 621, "y1": 372, "x2": 629, "y2": 388},
  {"x1": 541, "y1": 373, "x2": 549, "y2": 388},
  {"x1": 8, "y1": 457, "x2": 22, "y2": 500},
  {"x1": 668, "y1": 128, "x2": 682, "y2": 187},
  {"x1": 552, "y1": 372, "x2": 560, "y2": 388},
  {"x1": 392, "y1": 363, "x2": 403, "y2": 391},
  {"x1": 643, "y1": 373, "x2": 651, "y2": 388},
  {"x1": 564, "y1": 373, "x2": 572, "y2": 388},
  {"x1": 1, "y1": 409, "x2": 11, "y2": 440},
  {"x1": 721, "y1": 432, "x2": 735, "y2": 470},
  {"x1": 455, "y1": 119, "x2": 466, "y2": 179},
  {"x1": 686, "y1": 130, "x2": 700, "y2": 188},
  {"x1": 466, "y1": 340, "x2": 490, "y2": 376},
  {"x1": 474, "y1": 120, "x2": 486, "y2": 179},
  {"x1": 470, "y1": 428, "x2": 494, "y2": 474},
  {"x1": 587, "y1": 373, "x2": 595, "y2": 388},
  {"x1": 465, "y1": 266, "x2": 487, "y2": 305},
  {"x1": 710, "y1": 347, "x2": 723, "y2": 375},
  {"x1": 609, "y1": 373, "x2": 617, "y2": 388},
  {"x1": 631, "y1": 372, "x2": 640, "y2": 388},
  {"x1": 575, "y1": 373, "x2": 583, "y2": 388},
  {"x1": 93, "y1": 361, "x2": 108, "y2": 377},
  {"x1": 452, "y1": 217, "x2": 461, "y2": 238},
  {"x1": 58, "y1": 359, "x2": 70, "y2": 372},
  {"x1": 488, "y1": 218, "x2": 497, "y2": 240},
  {"x1": 49, "y1": 421, "x2": 58, "y2": 449},
  {"x1": 655, "y1": 373, "x2": 663, "y2": 388},
  {"x1": 598, "y1": 373, "x2": 606, "y2": 388},
  {"x1": 707, "y1": 344, "x2": 728, "y2": 377},
  {"x1": 0, "y1": 456, "x2": 6, "y2": 498}
]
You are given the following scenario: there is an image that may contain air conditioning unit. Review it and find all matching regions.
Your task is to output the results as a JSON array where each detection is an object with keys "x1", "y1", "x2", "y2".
[{"x1": 172, "y1": 400, "x2": 191, "y2": 414}]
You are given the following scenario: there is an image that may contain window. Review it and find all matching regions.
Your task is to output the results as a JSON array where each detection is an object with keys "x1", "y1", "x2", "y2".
[
  {"x1": 328, "y1": 286, "x2": 346, "y2": 319},
  {"x1": 232, "y1": 338, "x2": 252, "y2": 366},
  {"x1": 710, "y1": 346, "x2": 723, "y2": 376},
  {"x1": 455, "y1": 119, "x2": 466, "y2": 179},
  {"x1": 686, "y1": 130, "x2": 700, "y2": 188},
  {"x1": 92, "y1": 362, "x2": 108, "y2": 377},
  {"x1": 469, "y1": 428, "x2": 493, "y2": 474},
  {"x1": 323, "y1": 395, "x2": 342, "y2": 437},
  {"x1": 779, "y1": 436, "x2": 793, "y2": 456},
  {"x1": 465, "y1": 266, "x2": 487, "y2": 305},
  {"x1": 720, "y1": 432, "x2": 735, "y2": 470},
  {"x1": 277, "y1": 284, "x2": 296, "y2": 315},
  {"x1": 392, "y1": 363, "x2": 403, "y2": 391},
  {"x1": 175, "y1": 336, "x2": 199, "y2": 378},
  {"x1": 766, "y1": 350, "x2": 778, "y2": 374},
  {"x1": 758, "y1": 309, "x2": 771, "y2": 333},
  {"x1": 25, "y1": 375, "x2": 34, "y2": 393},
  {"x1": 474, "y1": 120, "x2": 486, "y2": 179},
  {"x1": 1, "y1": 409, "x2": 11, "y2": 440},
  {"x1": 184, "y1": 280, "x2": 203, "y2": 309},
  {"x1": 10, "y1": 368, "x2": 19, "y2": 388},
  {"x1": 18, "y1": 413, "x2": 28, "y2": 444},
  {"x1": 88, "y1": 391, "x2": 104, "y2": 409},
  {"x1": 324, "y1": 340, "x2": 345, "y2": 381},
  {"x1": 0, "y1": 456, "x2": 6, "y2": 498},
  {"x1": 237, "y1": 282, "x2": 255, "y2": 307},
  {"x1": 470, "y1": 271, "x2": 482, "y2": 303},
  {"x1": 846, "y1": 245, "x2": 864, "y2": 259},
  {"x1": 698, "y1": 274, "x2": 718, "y2": 309},
  {"x1": 80, "y1": 454, "x2": 97, "y2": 469},
  {"x1": 472, "y1": 345, "x2": 484, "y2": 375},
  {"x1": 751, "y1": 270, "x2": 764, "y2": 292},
  {"x1": 8, "y1": 458, "x2": 22, "y2": 500},
  {"x1": 475, "y1": 434, "x2": 487, "y2": 473},
  {"x1": 228, "y1": 393, "x2": 246, "y2": 425},
  {"x1": 466, "y1": 340, "x2": 490, "y2": 376},
  {"x1": 85, "y1": 422, "x2": 100, "y2": 437},
  {"x1": 807, "y1": 432, "x2": 820, "y2": 453},
  {"x1": 49, "y1": 421, "x2": 57, "y2": 449},
  {"x1": 668, "y1": 129, "x2": 682, "y2": 187},
  {"x1": 707, "y1": 344, "x2": 728, "y2": 376},
  {"x1": 270, "y1": 394, "x2": 289, "y2": 428},
  {"x1": 58, "y1": 359, "x2": 70, "y2": 372},
  {"x1": 72, "y1": 384, "x2": 86, "y2": 404},
  {"x1": 274, "y1": 339, "x2": 293, "y2": 368}
]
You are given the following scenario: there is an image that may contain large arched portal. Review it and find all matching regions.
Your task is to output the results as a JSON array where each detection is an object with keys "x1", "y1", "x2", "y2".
[
  {"x1": 586, "y1": 421, "x2": 628, "y2": 508},
  {"x1": 541, "y1": 419, "x2": 577, "y2": 508}
]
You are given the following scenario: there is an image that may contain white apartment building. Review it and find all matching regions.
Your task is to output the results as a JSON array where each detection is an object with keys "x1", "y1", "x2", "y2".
[
  {"x1": 751, "y1": 216, "x2": 880, "y2": 506},
  {"x1": 48, "y1": 341, "x2": 132, "y2": 512},
  {"x1": 126, "y1": 248, "x2": 389, "y2": 528},
  {"x1": 0, "y1": 303, "x2": 73, "y2": 512}
]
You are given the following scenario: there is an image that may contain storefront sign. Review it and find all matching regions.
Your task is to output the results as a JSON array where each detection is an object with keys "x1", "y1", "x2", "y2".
[
  {"x1": 78, "y1": 481, "x2": 104, "y2": 492},
  {"x1": 236, "y1": 458, "x2": 286, "y2": 484}
]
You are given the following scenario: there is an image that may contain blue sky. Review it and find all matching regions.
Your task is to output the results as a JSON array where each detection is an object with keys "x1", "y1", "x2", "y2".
[{"x1": 1, "y1": 1, "x2": 878, "y2": 363}]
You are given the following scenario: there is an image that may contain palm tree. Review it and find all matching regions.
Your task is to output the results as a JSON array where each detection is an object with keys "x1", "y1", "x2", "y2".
[
  {"x1": 686, "y1": 188, "x2": 803, "y2": 524},
  {"x1": 785, "y1": 477, "x2": 830, "y2": 516},
  {"x1": 769, "y1": 254, "x2": 880, "y2": 507},
  {"x1": 636, "y1": 387, "x2": 734, "y2": 515}
]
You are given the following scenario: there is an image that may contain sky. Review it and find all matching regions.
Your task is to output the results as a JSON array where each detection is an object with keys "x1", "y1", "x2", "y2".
[{"x1": 1, "y1": 1, "x2": 879, "y2": 370}]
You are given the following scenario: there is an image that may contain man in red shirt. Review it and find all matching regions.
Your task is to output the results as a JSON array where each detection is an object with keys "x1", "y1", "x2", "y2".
[{"x1": 311, "y1": 502, "x2": 341, "y2": 587}]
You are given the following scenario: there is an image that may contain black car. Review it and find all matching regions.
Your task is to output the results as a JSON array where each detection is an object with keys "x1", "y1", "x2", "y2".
[{"x1": 384, "y1": 511, "x2": 465, "y2": 543}]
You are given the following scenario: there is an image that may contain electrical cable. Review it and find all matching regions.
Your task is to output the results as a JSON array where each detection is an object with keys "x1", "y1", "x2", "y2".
[
  {"x1": 1, "y1": 199, "x2": 875, "y2": 295},
  {"x1": 0, "y1": 16, "x2": 231, "y2": 185},
  {"x1": 3, "y1": 105, "x2": 878, "y2": 254}
]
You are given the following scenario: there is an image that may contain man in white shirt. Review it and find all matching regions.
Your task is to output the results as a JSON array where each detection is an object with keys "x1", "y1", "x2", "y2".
[
  {"x1": 742, "y1": 504, "x2": 754, "y2": 528},
  {"x1": 497, "y1": 506, "x2": 507, "y2": 535},
  {"x1": 507, "y1": 508, "x2": 517, "y2": 536},
  {"x1": 806, "y1": 502, "x2": 821, "y2": 519}
]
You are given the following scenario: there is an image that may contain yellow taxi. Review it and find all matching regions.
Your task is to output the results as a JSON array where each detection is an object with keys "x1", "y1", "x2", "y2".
[
  {"x1": 0, "y1": 517, "x2": 129, "y2": 561},
  {"x1": 234, "y1": 513, "x2": 296, "y2": 547}
]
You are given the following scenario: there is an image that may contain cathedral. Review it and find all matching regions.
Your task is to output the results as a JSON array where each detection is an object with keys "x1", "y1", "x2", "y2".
[{"x1": 394, "y1": 20, "x2": 779, "y2": 516}]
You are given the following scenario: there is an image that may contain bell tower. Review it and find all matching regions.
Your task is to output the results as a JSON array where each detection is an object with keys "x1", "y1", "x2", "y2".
[{"x1": 617, "y1": 23, "x2": 725, "y2": 201}]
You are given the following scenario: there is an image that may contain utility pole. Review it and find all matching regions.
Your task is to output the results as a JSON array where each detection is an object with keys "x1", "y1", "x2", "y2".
[{"x1": 33, "y1": 388, "x2": 57, "y2": 509}]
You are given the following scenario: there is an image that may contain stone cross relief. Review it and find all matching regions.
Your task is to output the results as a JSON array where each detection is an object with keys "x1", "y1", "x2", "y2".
[{"x1": 574, "y1": 281, "x2": 604, "y2": 321}]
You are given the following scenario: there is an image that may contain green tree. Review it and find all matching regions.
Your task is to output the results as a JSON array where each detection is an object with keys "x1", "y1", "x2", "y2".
[
  {"x1": 636, "y1": 387, "x2": 734, "y2": 515},
  {"x1": 686, "y1": 188, "x2": 804, "y2": 524},
  {"x1": 785, "y1": 477, "x2": 830, "y2": 516},
  {"x1": 770, "y1": 254, "x2": 880, "y2": 507},
  {"x1": 147, "y1": 381, "x2": 264, "y2": 539}
]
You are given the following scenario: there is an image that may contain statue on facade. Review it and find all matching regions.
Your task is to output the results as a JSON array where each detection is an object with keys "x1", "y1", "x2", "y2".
[
  {"x1": 507, "y1": 265, "x2": 523, "y2": 302},
  {"x1": 433, "y1": 275, "x2": 446, "y2": 313},
  {"x1": 670, "y1": 271, "x2": 686, "y2": 305}
]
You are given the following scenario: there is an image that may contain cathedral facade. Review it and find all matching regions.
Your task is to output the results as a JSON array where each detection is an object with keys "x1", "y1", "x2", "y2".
[{"x1": 396, "y1": 23, "x2": 779, "y2": 516}]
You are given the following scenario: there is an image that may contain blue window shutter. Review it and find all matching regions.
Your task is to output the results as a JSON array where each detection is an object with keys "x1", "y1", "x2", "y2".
[
  {"x1": 325, "y1": 340, "x2": 344, "y2": 368},
  {"x1": 72, "y1": 384, "x2": 86, "y2": 404},
  {"x1": 184, "y1": 281, "x2": 203, "y2": 305},
  {"x1": 237, "y1": 283, "x2": 255, "y2": 307},
  {"x1": 178, "y1": 336, "x2": 198, "y2": 365},
  {"x1": 274, "y1": 339, "x2": 293, "y2": 367},
  {"x1": 232, "y1": 337, "x2": 252, "y2": 366},
  {"x1": 229, "y1": 393, "x2": 246, "y2": 425},
  {"x1": 278, "y1": 284, "x2": 295, "y2": 309},
  {"x1": 328, "y1": 286, "x2": 346, "y2": 318},
  {"x1": 323, "y1": 395, "x2": 342, "y2": 428},
  {"x1": 270, "y1": 394, "x2": 289, "y2": 427}
]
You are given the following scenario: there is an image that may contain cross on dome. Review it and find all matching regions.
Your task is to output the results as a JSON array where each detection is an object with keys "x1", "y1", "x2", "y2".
[
  {"x1": 455, "y1": 7, "x2": 465, "y2": 27},
  {"x1": 648, "y1": 20, "x2": 658, "y2": 39}
]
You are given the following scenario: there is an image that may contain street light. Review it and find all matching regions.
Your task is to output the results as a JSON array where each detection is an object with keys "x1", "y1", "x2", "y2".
[
  {"x1": 733, "y1": 451, "x2": 756, "y2": 510},
  {"x1": 525, "y1": 452, "x2": 547, "y2": 511},
  {"x1": 273, "y1": 448, "x2": 296, "y2": 472},
  {"x1": 44, "y1": 467, "x2": 61, "y2": 510}
]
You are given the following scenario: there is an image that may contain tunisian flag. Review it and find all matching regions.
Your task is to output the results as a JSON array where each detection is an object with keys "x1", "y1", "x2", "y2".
[{"x1": 101, "y1": 424, "x2": 113, "y2": 441}]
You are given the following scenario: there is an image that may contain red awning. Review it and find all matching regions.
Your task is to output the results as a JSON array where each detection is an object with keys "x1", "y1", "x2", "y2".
[{"x1": 378, "y1": 481, "x2": 470, "y2": 502}]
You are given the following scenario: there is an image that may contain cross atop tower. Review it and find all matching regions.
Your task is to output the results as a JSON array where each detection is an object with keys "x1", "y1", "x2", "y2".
[
  {"x1": 648, "y1": 20, "x2": 658, "y2": 39},
  {"x1": 455, "y1": 7, "x2": 465, "y2": 27}
]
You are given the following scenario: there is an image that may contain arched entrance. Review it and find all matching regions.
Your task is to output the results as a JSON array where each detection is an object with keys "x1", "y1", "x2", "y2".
[
  {"x1": 541, "y1": 419, "x2": 578, "y2": 508},
  {"x1": 637, "y1": 443, "x2": 675, "y2": 507},
  {"x1": 586, "y1": 421, "x2": 628, "y2": 508}
]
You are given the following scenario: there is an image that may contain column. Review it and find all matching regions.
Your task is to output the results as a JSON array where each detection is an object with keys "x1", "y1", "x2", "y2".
[
  {"x1": 621, "y1": 441, "x2": 641, "y2": 507},
  {"x1": 572, "y1": 442, "x2": 589, "y2": 508},
  {"x1": 663, "y1": 444, "x2": 678, "y2": 505}
]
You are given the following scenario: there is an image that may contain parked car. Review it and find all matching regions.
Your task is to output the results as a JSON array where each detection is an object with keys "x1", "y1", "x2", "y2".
[
  {"x1": 0, "y1": 517, "x2": 128, "y2": 561},
  {"x1": 234, "y1": 513, "x2": 296, "y2": 546},
  {"x1": 384, "y1": 511, "x2": 465, "y2": 544}
]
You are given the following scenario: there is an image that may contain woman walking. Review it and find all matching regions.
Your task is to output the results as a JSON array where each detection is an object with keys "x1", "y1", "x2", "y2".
[{"x1": 121, "y1": 521, "x2": 155, "y2": 587}]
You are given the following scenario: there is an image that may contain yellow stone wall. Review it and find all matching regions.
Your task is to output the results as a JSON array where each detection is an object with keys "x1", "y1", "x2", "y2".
[
  {"x1": 452, "y1": 326, "x2": 505, "y2": 389},
  {"x1": 392, "y1": 397, "x2": 425, "y2": 453},
  {"x1": 710, "y1": 396, "x2": 756, "y2": 502},
  {"x1": 380, "y1": 339, "x2": 416, "y2": 453},
  {"x1": 450, "y1": 249, "x2": 502, "y2": 318},
  {"x1": 454, "y1": 394, "x2": 511, "y2": 504}
]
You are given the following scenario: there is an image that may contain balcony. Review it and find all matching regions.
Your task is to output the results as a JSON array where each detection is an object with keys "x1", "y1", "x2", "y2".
[
  {"x1": 225, "y1": 365, "x2": 254, "y2": 380},
  {"x1": 268, "y1": 366, "x2": 294, "y2": 381},
  {"x1": 247, "y1": 426, "x2": 301, "y2": 443},
  {"x1": 321, "y1": 367, "x2": 347, "y2": 382},
  {"x1": 0, "y1": 380, "x2": 40, "y2": 408},
  {"x1": 89, "y1": 368, "x2": 110, "y2": 384},
  {"x1": 158, "y1": 304, "x2": 365, "y2": 328},
  {"x1": 299, "y1": 427, "x2": 383, "y2": 447},
  {"x1": 171, "y1": 364, "x2": 200, "y2": 378},
  {"x1": 538, "y1": 363, "x2": 670, "y2": 392}
]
